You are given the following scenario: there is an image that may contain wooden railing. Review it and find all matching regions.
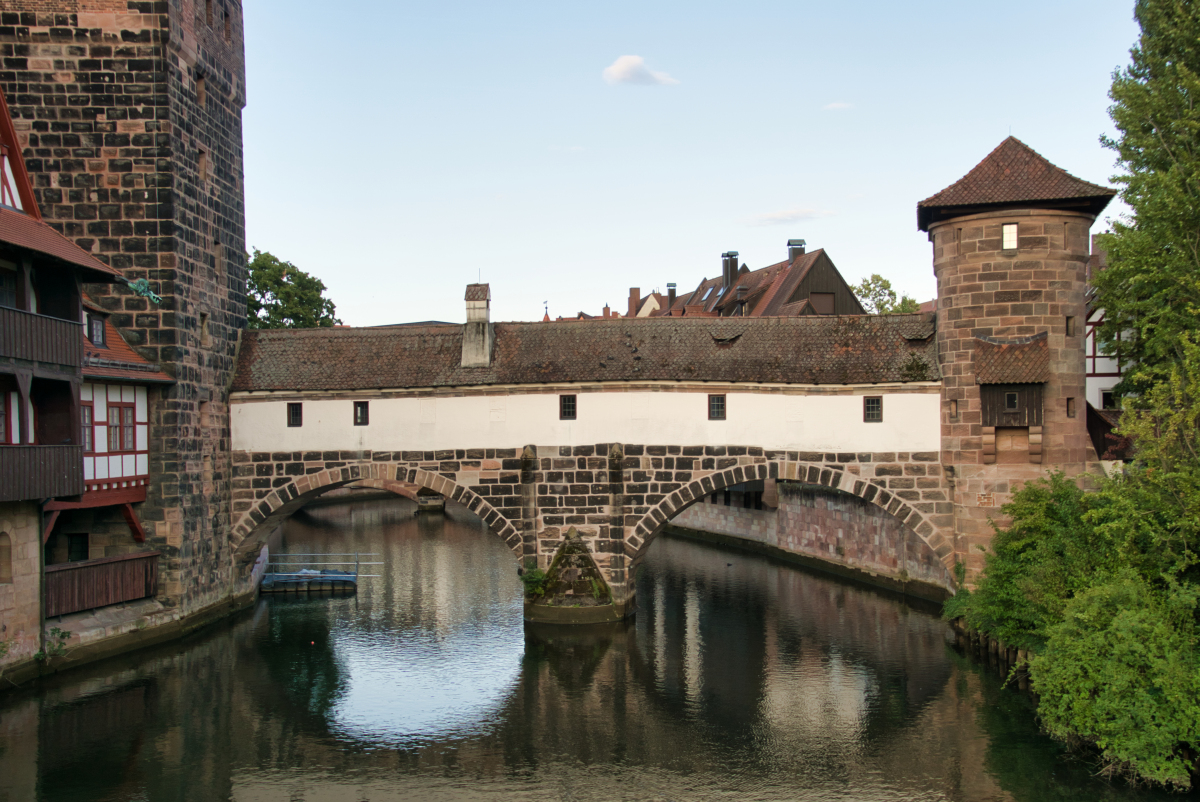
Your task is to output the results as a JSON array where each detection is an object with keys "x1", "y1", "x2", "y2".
[
  {"x1": 44, "y1": 551, "x2": 160, "y2": 618},
  {"x1": 0, "y1": 445, "x2": 83, "y2": 502},
  {"x1": 0, "y1": 305, "x2": 82, "y2": 367}
]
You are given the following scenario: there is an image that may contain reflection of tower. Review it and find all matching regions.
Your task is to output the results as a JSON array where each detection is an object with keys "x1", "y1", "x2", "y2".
[{"x1": 918, "y1": 138, "x2": 1115, "y2": 573}]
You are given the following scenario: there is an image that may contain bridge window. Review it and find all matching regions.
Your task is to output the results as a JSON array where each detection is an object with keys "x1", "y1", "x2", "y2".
[
  {"x1": 863, "y1": 396, "x2": 882, "y2": 423},
  {"x1": 708, "y1": 394, "x2": 726, "y2": 420},
  {"x1": 287, "y1": 402, "x2": 302, "y2": 427},
  {"x1": 107, "y1": 404, "x2": 135, "y2": 452},
  {"x1": 559, "y1": 394, "x2": 576, "y2": 420},
  {"x1": 354, "y1": 401, "x2": 369, "y2": 426}
]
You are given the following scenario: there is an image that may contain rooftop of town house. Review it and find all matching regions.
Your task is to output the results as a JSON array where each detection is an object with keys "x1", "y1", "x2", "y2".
[
  {"x1": 231, "y1": 313, "x2": 940, "y2": 393},
  {"x1": 81, "y1": 298, "x2": 174, "y2": 384},
  {"x1": 917, "y1": 136, "x2": 1117, "y2": 231}
]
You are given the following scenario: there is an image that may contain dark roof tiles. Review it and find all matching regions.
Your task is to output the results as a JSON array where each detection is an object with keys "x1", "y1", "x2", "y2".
[
  {"x1": 233, "y1": 314, "x2": 940, "y2": 392},
  {"x1": 974, "y1": 333, "x2": 1049, "y2": 384}
]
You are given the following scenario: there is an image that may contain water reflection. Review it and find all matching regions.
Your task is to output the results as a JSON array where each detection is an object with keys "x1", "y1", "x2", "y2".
[{"x1": 0, "y1": 498, "x2": 1177, "y2": 802}]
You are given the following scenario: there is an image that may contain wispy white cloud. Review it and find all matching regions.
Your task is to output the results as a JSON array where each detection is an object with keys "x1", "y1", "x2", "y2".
[
  {"x1": 823, "y1": 101, "x2": 853, "y2": 110},
  {"x1": 602, "y1": 55, "x2": 679, "y2": 86},
  {"x1": 745, "y1": 207, "x2": 834, "y2": 227}
]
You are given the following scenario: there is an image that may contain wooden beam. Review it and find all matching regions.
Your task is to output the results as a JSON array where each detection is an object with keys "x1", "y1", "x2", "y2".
[
  {"x1": 41, "y1": 509, "x2": 60, "y2": 544},
  {"x1": 121, "y1": 503, "x2": 146, "y2": 544}
]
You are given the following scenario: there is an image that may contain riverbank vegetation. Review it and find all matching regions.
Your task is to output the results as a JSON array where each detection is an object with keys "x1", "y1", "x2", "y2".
[{"x1": 945, "y1": 0, "x2": 1200, "y2": 788}]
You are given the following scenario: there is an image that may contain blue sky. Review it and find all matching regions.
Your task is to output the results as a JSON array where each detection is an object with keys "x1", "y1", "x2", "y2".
[{"x1": 242, "y1": 0, "x2": 1139, "y2": 325}]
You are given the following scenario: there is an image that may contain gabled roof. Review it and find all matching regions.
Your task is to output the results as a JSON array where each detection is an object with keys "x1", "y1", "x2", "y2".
[
  {"x1": 232, "y1": 314, "x2": 940, "y2": 392},
  {"x1": 81, "y1": 300, "x2": 174, "y2": 384},
  {"x1": 0, "y1": 88, "x2": 122, "y2": 281},
  {"x1": 917, "y1": 137, "x2": 1116, "y2": 231}
]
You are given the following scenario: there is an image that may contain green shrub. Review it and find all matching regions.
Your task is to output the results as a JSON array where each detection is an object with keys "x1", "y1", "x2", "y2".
[{"x1": 520, "y1": 568, "x2": 548, "y2": 598}]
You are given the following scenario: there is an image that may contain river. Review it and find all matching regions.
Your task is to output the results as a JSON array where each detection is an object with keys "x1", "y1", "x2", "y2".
[{"x1": 0, "y1": 498, "x2": 1177, "y2": 801}]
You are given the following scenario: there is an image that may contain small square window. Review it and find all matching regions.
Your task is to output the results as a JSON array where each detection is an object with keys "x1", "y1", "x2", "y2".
[
  {"x1": 708, "y1": 394, "x2": 726, "y2": 420},
  {"x1": 1002, "y1": 223, "x2": 1018, "y2": 250},
  {"x1": 559, "y1": 394, "x2": 576, "y2": 420},
  {"x1": 1101, "y1": 390, "x2": 1117, "y2": 410},
  {"x1": 354, "y1": 400, "x2": 369, "y2": 426},
  {"x1": 1005, "y1": 392, "x2": 1019, "y2": 411},
  {"x1": 1066, "y1": 397, "x2": 1076, "y2": 418},
  {"x1": 287, "y1": 402, "x2": 302, "y2": 427},
  {"x1": 863, "y1": 396, "x2": 882, "y2": 422}
]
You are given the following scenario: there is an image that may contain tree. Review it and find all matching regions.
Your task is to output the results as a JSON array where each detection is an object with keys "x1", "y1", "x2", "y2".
[
  {"x1": 246, "y1": 249, "x2": 341, "y2": 329},
  {"x1": 852, "y1": 274, "x2": 920, "y2": 314},
  {"x1": 1095, "y1": 0, "x2": 1200, "y2": 396}
]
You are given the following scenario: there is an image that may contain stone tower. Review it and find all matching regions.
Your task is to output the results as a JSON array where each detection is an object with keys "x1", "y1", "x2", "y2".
[
  {"x1": 0, "y1": 3, "x2": 248, "y2": 608},
  {"x1": 918, "y1": 137, "x2": 1115, "y2": 574}
]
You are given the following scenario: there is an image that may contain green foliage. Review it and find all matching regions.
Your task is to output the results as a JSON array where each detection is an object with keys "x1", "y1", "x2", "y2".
[
  {"x1": 1095, "y1": 0, "x2": 1200, "y2": 396},
  {"x1": 521, "y1": 568, "x2": 548, "y2": 598},
  {"x1": 35, "y1": 627, "x2": 71, "y2": 662},
  {"x1": 960, "y1": 473, "x2": 1106, "y2": 652},
  {"x1": 852, "y1": 274, "x2": 921, "y2": 314},
  {"x1": 1031, "y1": 573, "x2": 1200, "y2": 789},
  {"x1": 588, "y1": 576, "x2": 609, "y2": 601},
  {"x1": 246, "y1": 248, "x2": 342, "y2": 329}
]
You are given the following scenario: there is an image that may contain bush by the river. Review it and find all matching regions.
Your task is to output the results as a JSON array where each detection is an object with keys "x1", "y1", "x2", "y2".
[{"x1": 947, "y1": 339, "x2": 1200, "y2": 789}]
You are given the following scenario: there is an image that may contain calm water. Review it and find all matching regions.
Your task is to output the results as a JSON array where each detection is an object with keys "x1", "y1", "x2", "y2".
[{"x1": 0, "y1": 498, "x2": 1177, "y2": 802}]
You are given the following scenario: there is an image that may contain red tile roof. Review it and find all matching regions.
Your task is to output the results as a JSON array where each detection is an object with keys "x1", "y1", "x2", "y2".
[
  {"x1": 917, "y1": 137, "x2": 1116, "y2": 231},
  {"x1": 82, "y1": 303, "x2": 173, "y2": 384},
  {"x1": 974, "y1": 333, "x2": 1049, "y2": 384},
  {"x1": 232, "y1": 314, "x2": 939, "y2": 392}
]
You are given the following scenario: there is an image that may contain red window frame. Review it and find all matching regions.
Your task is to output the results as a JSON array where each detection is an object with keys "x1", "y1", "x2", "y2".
[{"x1": 107, "y1": 402, "x2": 135, "y2": 453}]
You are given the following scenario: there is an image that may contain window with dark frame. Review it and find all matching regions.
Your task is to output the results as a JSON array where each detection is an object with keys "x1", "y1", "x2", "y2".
[
  {"x1": 287, "y1": 402, "x2": 302, "y2": 427},
  {"x1": 354, "y1": 400, "x2": 369, "y2": 426},
  {"x1": 88, "y1": 314, "x2": 105, "y2": 346},
  {"x1": 559, "y1": 394, "x2": 577, "y2": 420},
  {"x1": 863, "y1": 396, "x2": 882, "y2": 422},
  {"x1": 708, "y1": 394, "x2": 726, "y2": 420},
  {"x1": 1005, "y1": 392, "x2": 1019, "y2": 412}
]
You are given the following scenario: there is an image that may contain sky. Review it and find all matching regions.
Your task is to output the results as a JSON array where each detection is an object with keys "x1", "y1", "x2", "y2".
[{"x1": 241, "y1": 0, "x2": 1140, "y2": 326}]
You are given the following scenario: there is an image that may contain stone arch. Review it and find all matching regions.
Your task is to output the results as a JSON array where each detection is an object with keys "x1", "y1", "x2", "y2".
[
  {"x1": 627, "y1": 458, "x2": 955, "y2": 588},
  {"x1": 230, "y1": 461, "x2": 523, "y2": 565}
]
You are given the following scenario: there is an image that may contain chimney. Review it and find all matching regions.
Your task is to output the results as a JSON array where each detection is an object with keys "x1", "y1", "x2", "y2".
[
  {"x1": 628, "y1": 287, "x2": 641, "y2": 317},
  {"x1": 788, "y1": 238, "x2": 806, "y2": 262},
  {"x1": 721, "y1": 251, "x2": 739, "y2": 290},
  {"x1": 462, "y1": 283, "x2": 493, "y2": 368},
  {"x1": 603, "y1": 304, "x2": 611, "y2": 318},
  {"x1": 667, "y1": 282, "x2": 676, "y2": 312},
  {"x1": 736, "y1": 284, "x2": 747, "y2": 316}
]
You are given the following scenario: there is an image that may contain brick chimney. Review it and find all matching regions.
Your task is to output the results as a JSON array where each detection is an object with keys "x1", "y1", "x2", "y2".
[
  {"x1": 721, "y1": 251, "x2": 739, "y2": 290},
  {"x1": 788, "y1": 238, "x2": 806, "y2": 262},
  {"x1": 462, "y1": 283, "x2": 493, "y2": 368},
  {"x1": 628, "y1": 287, "x2": 641, "y2": 317}
]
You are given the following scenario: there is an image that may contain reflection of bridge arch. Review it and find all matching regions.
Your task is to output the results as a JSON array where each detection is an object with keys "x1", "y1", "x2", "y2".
[
  {"x1": 231, "y1": 461, "x2": 522, "y2": 564},
  {"x1": 628, "y1": 458, "x2": 952, "y2": 589}
]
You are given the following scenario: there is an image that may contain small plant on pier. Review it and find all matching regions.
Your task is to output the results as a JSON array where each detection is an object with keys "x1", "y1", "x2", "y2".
[
  {"x1": 521, "y1": 567, "x2": 548, "y2": 598},
  {"x1": 35, "y1": 628, "x2": 71, "y2": 662}
]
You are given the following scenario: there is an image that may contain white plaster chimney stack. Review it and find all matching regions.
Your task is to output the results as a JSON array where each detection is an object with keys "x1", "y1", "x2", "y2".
[{"x1": 462, "y1": 283, "x2": 493, "y2": 368}]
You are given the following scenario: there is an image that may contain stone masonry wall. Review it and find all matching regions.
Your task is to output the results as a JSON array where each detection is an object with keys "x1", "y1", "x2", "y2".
[
  {"x1": 229, "y1": 444, "x2": 956, "y2": 607},
  {"x1": 931, "y1": 209, "x2": 1101, "y2": 574},
  {"x1": 0, "y1": 2, "x2": 248, "y2": 611},
  {"x1": 670, "y1": 483, "x2": 955, "y2": 590},
  {"x1": 0, "y1": 501, "x2": 42, "y2": 668}
]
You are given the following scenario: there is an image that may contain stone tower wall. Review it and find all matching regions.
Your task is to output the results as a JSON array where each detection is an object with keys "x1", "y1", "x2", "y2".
[
  {"x1": 930, "y1": 208, "x2": 1098, "y2": 574},
  {"x1": 0, "y1": 1, "x2": 248, "y2": 610}
]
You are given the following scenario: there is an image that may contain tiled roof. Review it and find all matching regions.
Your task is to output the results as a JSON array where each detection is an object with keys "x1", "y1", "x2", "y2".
[
  {"x1": 82, "y1": 304, "x2": 173, "y2": 384},
  {"x1": 232, "y1": 314, "x2": 940, "y2": 392},
  {"x1": 974, "y1": 333, "x2": 1049, "y2": 384},
  {"x1": 917, "y1": 137, "x2": 1116, "y2": 231},
  {"x1": 465, "y1": 283, "x2": 490, "y2": 301}
]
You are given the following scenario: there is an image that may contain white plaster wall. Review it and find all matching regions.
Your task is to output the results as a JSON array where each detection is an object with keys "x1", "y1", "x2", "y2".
[{"x1": 232, "y1": 388, "x2": 942, "y2": 454}]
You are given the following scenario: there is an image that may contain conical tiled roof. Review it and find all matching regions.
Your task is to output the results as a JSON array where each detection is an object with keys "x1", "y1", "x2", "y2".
[{"x1": 917, "y1": 137, "x2": 1115, "y2": 231}]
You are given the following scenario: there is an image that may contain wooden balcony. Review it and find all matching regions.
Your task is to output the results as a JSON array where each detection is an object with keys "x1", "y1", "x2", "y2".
[
  {"x1": 0, "y1": 445, "x2": 83, "y2": 502},
  {"x1": 0, "y1": 305, "x2": 82, "y2": 368},
  {"x1": 44, "y1": 551, "x2": 160, "y2": 619}
]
